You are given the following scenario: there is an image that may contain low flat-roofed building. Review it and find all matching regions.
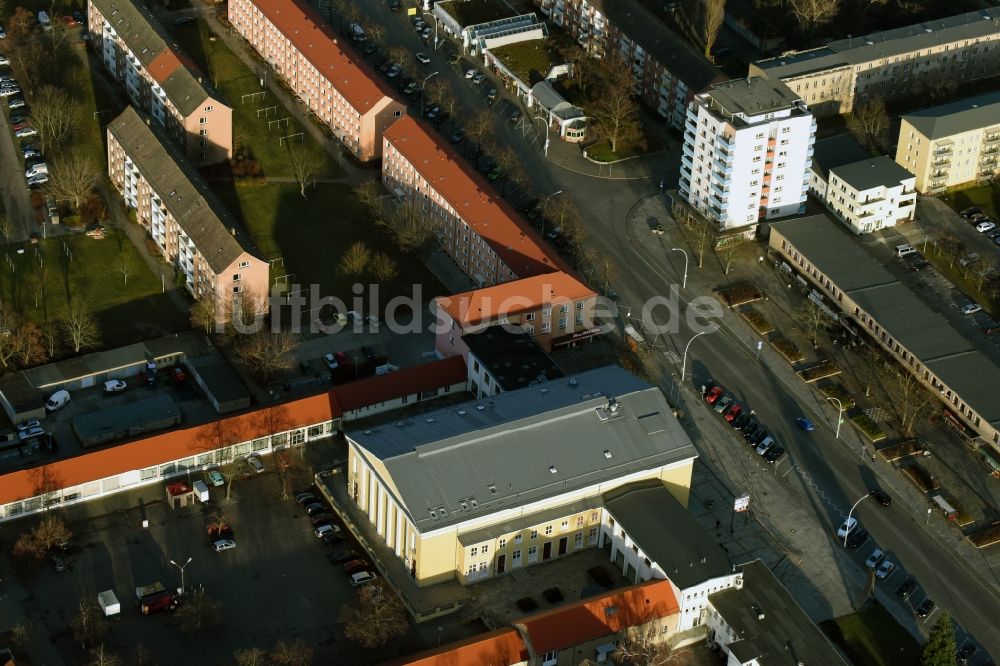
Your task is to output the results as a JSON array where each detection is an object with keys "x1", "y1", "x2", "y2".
[
  {"x1": 809, "y1": 134, "x2": 870, "y2": 198},
  {"x1": 770, "y1": 214, "x2": 1000, "y2": 450},
  {"x1": 73, "y1": 393, "x2": 182, "y2": 448},
  {"x1": 707, "y1": 560, "x2": 849, "y2": 664},
  {"x1": 824, "y1": 156, "x2": 916, "y2": 234},
  {"x1": 896, "y1": 91, "x2": 1000, "y2": 193},
  {"x1": 346, "y1": 365, "x2": 698, "y2": 587},
  {"x1": 603, "y1": 480, "x2": 735, "y2": 631},
  {"x1": 464, "y1": 328, "x2": 564, "y2": 398}
]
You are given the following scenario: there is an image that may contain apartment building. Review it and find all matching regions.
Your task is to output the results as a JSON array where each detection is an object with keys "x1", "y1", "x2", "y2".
[
  {"x1": 823, "y1": 157, "x2": 916, "y2": 234},
  {"x1": 679, "y1": 77, "x2": 816, "y2": 230},
  {"x1": 228, "y1": 0, "x2": 404, "y2": 161},
  {"x1": 434, "y1": 272, "x2": 600, "y2": 354},
  {"x1": 808, "y1": 134, "x2": 870, "y2": 198},
  {"x1": 750, "y1": 8, "x2": 1000, "y2": 117},
  {"x1": 770, "y1": 214, "x2": 1000, "y2": 451},
  {"x1": 345, "y1": 365, "x2": 698, "y2": 588},
  {"x1": 106, "y1": 107, "x2": 268, "y2": 322},
  {"x1": 895, "y1": 90, "x2": 1000, "y2": 193},
  {"x1": 534, "y1": 0, "x2": 722, "y2": 128},
  {"x1": 88, "y1": 0, "x2": 232, "y2": 164},
  {"x1": 463, "y1": 328, "x2": 563, "y2": 398}
]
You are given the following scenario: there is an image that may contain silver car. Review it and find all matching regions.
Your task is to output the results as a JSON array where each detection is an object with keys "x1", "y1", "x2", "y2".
[{"x1": 213, "y1": 539, "x2": 236, "y2": 552}]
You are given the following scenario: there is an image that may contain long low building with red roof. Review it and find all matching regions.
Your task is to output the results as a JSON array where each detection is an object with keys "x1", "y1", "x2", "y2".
[{"x1": 228, "y1": 0, "x2": 404, "y2": 161}]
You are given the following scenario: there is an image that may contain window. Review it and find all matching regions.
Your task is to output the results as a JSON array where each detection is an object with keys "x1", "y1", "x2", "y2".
[
  {"x1": 591, "y1": 511, "x2": 599, "y2": 522},
  {"x1": 199, "y1": 129, "x2": 208, "y2": 136},
  {"x1": 561, "y1": 520, "x2": 569, "y2": 531},
  {"x1": 575, "y1": 532, "x2": 583, "y2": 549},
  {"x1": 233, "y1": 285, "x2": 242, "y2": 294},
  {"x1": 515, "y1": 533, "x2": 523, "y2": 544},
  {"x1": 545, "y1": 525, "x2": 553, "y2": 536},
  {"x1": 233, "y1": 273, "x2": 241, "y2": 282},
  {"x1": 199, "y1": 117, "x2": 207, "y2": 125},
  {"x1": 588, "y1": 527, "x2": 598, "y2": 544},
  {"x1": 543, "y1": 650, "x2": 558, "y2": 665},
  {"x1": 530, "y1": 530, "x2": 538, "y2": 540},
  {"x1": 481, "y1": 544, "x2": 489, "y2": 554},
  {"x1": 499, "y1": 538, "x2": 506, "y2": 549},
  {"x1": 576, "y1": 516, "x2": 584, "y2": 528},
  {"x1": 205, "y1": 105, "x2": 214, "y2": 112},
  {"x1": 393, "y1": 110, "x2": 401, "y2": 117},
  {"x1": 528, "y1": 545, "x2": 538, "y2": 562},
  {"x1": 239, "y1": 260, "x2": 250, "y2": 268},
  {"x1": 512, "y1": 549, "x2": 522, "y2": 563},
  {"x1": 469, "y1": 546, "x2": 479, "y2": 557}
]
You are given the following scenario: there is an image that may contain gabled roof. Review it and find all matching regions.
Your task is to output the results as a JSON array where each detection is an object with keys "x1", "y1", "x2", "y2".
[
  {"x1": 383, "y1": 115, "x2": 568, "y2": 278},
  {"x1": 330, "y1": 356, "x2": 467, "y2": 412},
  {"x1": 349, "y1": 366, "x2": 698, "y2": 532},
  {"x1": 435, "y1": 272, "x2": 596, "y2": 328},
  {"x1": 830, "y1": 156, "x2": 914, "y2": 192},
  {"x1": 107, "y1": 107, "x2": 261, "y2": 273},
  {"x1": 394, "y1": 628, "x2": 528, "y2": 666},
  {"x1": 246, "y1": 0, "x2": 397, "y2": 114},
  {"x1": 517, "y1": 580, "x2": 679, "y2": 654},
  {"x1": 90, "y1": 0, "x2": 221, "y2": 116},
  {"x1": 531, "y1": 81, "x2": 584, "y2": 120},
  {"x1": 902, "y1": 90, "x2": 1000, "y2": 139}
]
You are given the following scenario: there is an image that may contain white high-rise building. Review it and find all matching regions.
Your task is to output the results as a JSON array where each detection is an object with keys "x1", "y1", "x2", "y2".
[{"x1": 679, "y1": 78, "x2": 816, "y2": 231}]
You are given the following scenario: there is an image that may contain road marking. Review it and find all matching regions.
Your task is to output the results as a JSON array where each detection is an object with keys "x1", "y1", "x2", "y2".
[
  {"x1": 923, "y1": 605, "x2": 939, "y2": 623},
  {"x1": 663, "y1": 350, "x2": 681, "y2": 365}
]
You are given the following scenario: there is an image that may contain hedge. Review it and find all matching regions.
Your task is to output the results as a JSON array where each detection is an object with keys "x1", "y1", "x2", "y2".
[
  {"x1": 820, "y1": 384, "x2": 856, "y2": 409},
  {"x1": 797, "y1": 360, "x2": 841, "y2": 383},
  {"x1": 902, "y1": 464, "x2": 940, "y2": 493},
  {"x1": 741, "y1": 307, "x2": 774, "y2": 335},
  {"x1": 967, "y1": 522, "x2": 1000, "y2": 548},
  {"x1": 717, "y1": 283, "x2": 763, "y2": 308},
  {"x1": 850, "y1": 412, "x2": 887, "y2": 442},
  {"x1": 771, "y1": 336, "x2": 805, "y2": 363},
  {"x1": 877, "y1": 439, "x2": 926, "y2": 461}
]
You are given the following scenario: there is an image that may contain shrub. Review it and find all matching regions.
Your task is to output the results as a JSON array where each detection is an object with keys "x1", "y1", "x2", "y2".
[
  {"x1": 797, "y1": 360, "x2": 840, "y2": 382},
  {"x1": 717, "y1": 283, "x2": 763, "y2": 307},
  {"x1": 145, "y1": 237, "x2": 162, "y2": 257},
  {"x1": 850, "y1": 412, "x2": 887, "y2": 442},
  {"x1": 967, "y1": 522, "x2": 1000, "y2": 548},
  {"x1": 878, "y1": 439, "x2": 925, "y2": 461},
  {"x1": 516, "y1": 597, "x2": 538, "y2": 612},
  {"x1": 741, "y1": 308, "x2": 774, "y2": 335},
  {"x1": 771, "y1": 336, "x2": 805, "y2": 363},
  {"x1": 820, "y1": 384, "x2": 856, "y2": 409},
  {"x1": 542, "y1": 588, "x2": 564, "y2": 604},
  {"x1": 902, "y1": 464, "x2": 939, "y2": 493}
]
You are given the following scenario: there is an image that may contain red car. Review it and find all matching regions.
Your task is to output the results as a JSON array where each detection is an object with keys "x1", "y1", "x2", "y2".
[
  {"x1": 704, "y1": 386, "x2": 723, "y2": 405},
  {"x1": 343, "y1": 559, "x2": 370, "y2": 575},
  {"x1": 724, "y1": 403, "x2": 743, "y2": 422}
]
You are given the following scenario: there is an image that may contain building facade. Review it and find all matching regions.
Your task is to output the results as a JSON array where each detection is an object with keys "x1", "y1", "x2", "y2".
[
  {"x1": 345, "y1": 366, "x2": 698, "y2": 588},
  {"x1": 106, "y1": 108, "x2": 269, "y2": 321},
  {"x1": 823, "y1": 157, "x2": 916, "y2": 234},
  {"x1": 88, "y1": 0, "x2": 232, "y2": 164},
  {"x1": 895, "y1": 91, "x2": 1000, "y2": 193},
  {"x1": 228, "y1": 0, "x2": 405, "y2": 161},
  {"x1": 750, "y1": 8, "x2": 1000, "y2": 117},
  {"x1": 534, "y1": 0, "x2": 721, "y2": 128},
  {"x1": 680, "y1": 78, "x2": 816, "y2": 230}
]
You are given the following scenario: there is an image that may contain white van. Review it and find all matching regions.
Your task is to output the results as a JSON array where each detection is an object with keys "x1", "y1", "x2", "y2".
[
  {"x1": 37, "y1": 11, "x2": 52, "y2": 30},
  {"x1": 895, "y1": 244, "x2": 916, "y2": 258}
]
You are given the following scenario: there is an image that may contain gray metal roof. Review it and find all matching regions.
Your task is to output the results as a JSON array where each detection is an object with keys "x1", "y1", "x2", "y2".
[
  {"x1": 107, "y1": 107, "x2": 261, "y2": 273},
  {"x1": 349, "y1": 365, "x2": 698, "y2": 532},
  {"x1": 530, "y1": 81, "x2": 584, "y2": 121},
  {"x1": 756, "y1": 8, "x2": 1000, "y2": 80},
  {"x1": 703, "y1": 77, "x2": 804, "y2": 119},
  {"x1": 811, "y1": 134, "x2": 869, "y2": 179},
  {"x1": 902, "y1": 90, "x2": 1000, "y2": 140},
  {"x1": 90, "y1": 0, "x2": 222, "y2": 116},
  {"x1": 710, "y1": 560, "x2": 850, "y2": 665},
  {"x1": 773, "y1": 215, "x2": 1000, "y2": 425},
  {"x1": 830, "y1": 156, "x2": 914, "y2": 192},
  {"x1": 464, "y1": 328, "x2": 564, "y2": 392},
  {"x1": 603, "y1": 481, "x2": 729, "y2": 589},
  {"x1": 587, "y1": 0, "x2": 721, "y2": 91}
]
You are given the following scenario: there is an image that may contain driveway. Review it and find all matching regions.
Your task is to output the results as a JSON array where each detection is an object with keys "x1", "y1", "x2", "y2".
[{"x1": 0, "y1": 112, "x2": 35, "y2": 243}]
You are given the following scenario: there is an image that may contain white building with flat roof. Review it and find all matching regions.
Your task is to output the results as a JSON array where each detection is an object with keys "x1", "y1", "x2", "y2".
[
  {"x1": 680, "y1": 77, "x2": 816, "y2": 231},
  {"x1": 824, "y1": 156, "x2": 916, "y2": 234}
]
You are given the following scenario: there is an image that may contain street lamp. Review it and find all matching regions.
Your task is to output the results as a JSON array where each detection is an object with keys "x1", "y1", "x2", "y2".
[
  {"x1": 826, "y1": 397, "x2": 845, "y2": 440},
  {"x1": 670, "y1": 247, "x2": 689, "y2": 289},
  {"x1": 539, "y1": 189, "x2": 564, "y2": 238},
  {"x1": 169, "y1": 556, "x2": 192, "y2": 596},
  {"x1": 535, "y1": 114, "x2": 551, "y2": 157},
  {"x1": 420, "y1": 71, "x2": 439, "y2": 117},
  {"x1": 422, "y1": 12, "x2": 439, "y2": 50},
  {"x1": 843, "y1": 494, "x2": 870, "y2": 547},
  {"x1": 679, "y1": 330, "x2": 708, "y2": 382}
]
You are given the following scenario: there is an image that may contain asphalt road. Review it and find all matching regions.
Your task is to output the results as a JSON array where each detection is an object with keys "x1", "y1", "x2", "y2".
[{"x1": 0, "y1": 109, "x2": 35, "y2": 243}]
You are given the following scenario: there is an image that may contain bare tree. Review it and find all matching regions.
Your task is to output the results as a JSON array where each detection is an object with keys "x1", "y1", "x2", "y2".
[
  {"x1": 353, "y1": 179, "x2": 386, "y2": 222},
  {"x1": 231, "y1": 330, "x2": 299, "y2": 382},
  {"x1": 87, "y1": 644, "x2": 121, "y2": 666},
  {"x1": 388, "y1": 46, "x2": 410, "y2": 70},
  {"x1": 423, "y1": 78, "x2": 448, "y2": 107},
  {"x1": 190, "y1": 297, "x2": 217, "y2": 335},
  {"x1": 614, "y1": 621, "x2": 688, "y2": 665},
  {"x1": 0, "y1": 212, "x2": 11, "y2": 243},
  {"x1": 381, "y1": 199, "x2": 439, "y2": 257},
  {"x1": 118, "y1": 249, "x2": 134, "y2": 288},
  {"x1": 42, "y1": 322, "x2": 61, "y2": 359},
  {"x1": 13, "y1": 513, "x2": 72, "y2": 561},
  {"x1": 589, "y1": 57, "x2": 642, "y2": 154},
  {"x1": 47, "y1": 154, "x2": 99, "y2": 210},
  {"x1": 794, "y1": 300, "x2": 826, "y2": 347},
  {"x1": 62, "y1": 300, "x2": 102, "y2": 353},
  {"x1": 270, "y1": 639, "x2": 314, "y2": 666},
  {"x1": 466, "y1": 110, "x2": 495, "y2": 146},
  {"x1": 365, "y1": 22, "x2": 385, "y2": 43},
  {"x1": 847, "y1": 97, "x2": 890, "y2": 152},
  {"x1": 287, "y1": 146, "x2": 321, "y2": 198},
  {"x1": 717, "y1": 237, "x2": 748, "y2": 275},
  {"x1": 31, "y1": 85, "x2": 77, "y2": 152},
  {"x1": 339, "y1": 580, "x2": 409, "y2": 648},
  {"x1": 892, "y1": 366, "x2": 932, "y2": 435},
  {"x1": 71, "y1": 601, "x2": 110, "y2": 650},
  {"x1": 701, "y1": 0, "x2": 727, "y2": 58},
  {"x1": 689, "y1": 220, "x2": 715, "y2": 269},
  {"x1": 788, "y1": 0, "x2": 841, "y2": 43},
  {"x1": 370, "y1": 252, "x2": 398, "y2": 282},
  {"x1": 175, "y1": 590, "x2": 222, "y2": 634},
  {"x1": 341, "y1": 241, "x2": 371, "y2": 276},
  {"x1": 9, "y1": 40, "x2": 46, "y2": 98},
  {"x1": 233, "y1": 648, "x2": 268, "y2": 666},
  {"x1": 15, "y1": 322, "x2": 46, "y2": 368},
  {"x1": 133, "y1": 644, "x2": 152, "y2": 666}
]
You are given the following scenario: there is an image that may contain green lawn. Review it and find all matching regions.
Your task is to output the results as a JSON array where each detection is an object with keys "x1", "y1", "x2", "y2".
[
  {"x1": 0, "y1": 234, "x2": 189, "y2": 349},
  {"x1": 438, "y1": 0, "x2": 514, "y2": 27},
  {"x1": 490, "y1": 40, "x2": 562, "y2": 86},
  {"x1": 942, "y1": 182, "x2": 1000, "y2": 227},
  {"x1": 172, "y1": 21, "x2": 341, "y2": 180},
  {"x1": 217, "y1": 183, "x2": 446, "y2": 316},
  {"x1": 820, "y1": 602, "x2": 921, "y2": 666}
]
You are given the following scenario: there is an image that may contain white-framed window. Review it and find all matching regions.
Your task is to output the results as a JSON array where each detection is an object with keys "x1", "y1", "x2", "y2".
[
  {"x1": 470, "y1": 546, "x2": 478, "y2": 557},
  {"x1": 528, "y1": 545, "x2": 538, "y2": 562},
  {"x1": 499, "y1": 538, "x2": 506, "y2": 549},
  {"x1": 545, "y1": 525, "x2": 553, "y2": 536},
  {"x1": 576, "y1": 516, "x2": 584, "y2": 528},
  {"x1": 515, "y1": 533, "x2": 523, "y2": 544},
  {"x1": 575, "y1": 532, "x2": 583, "y2": 549},
  {"x1": 233, "y1": 274, "x2": 241, "y2": 282},
  {"x1": 239, "y1": 260, "x2": 250, "y2": 268},
  {"x1": 561, "y1": 520, "x2": 569, "y2": 531},
  {"x1": 482, "y1": 544, "x2": 489, "y2": 554},
  {"x1": 512, "y1": 549, "x2": 522, "y2": 564}
]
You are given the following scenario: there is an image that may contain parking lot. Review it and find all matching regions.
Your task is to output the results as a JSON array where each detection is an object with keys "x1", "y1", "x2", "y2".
[{"x1": 1, "y1": 443, "x2": 469, "y2": 664}]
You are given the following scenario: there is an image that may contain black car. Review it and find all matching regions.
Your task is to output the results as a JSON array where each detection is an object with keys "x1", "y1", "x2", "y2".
[
  {"x1": 763, "y1": 446, "x2": 785, "y2": 464},
  {"x1": 431, "y1": 111, "x2": 450, "y2": 127},
  {"x1": 740, "y1": 418, "x2": 759, "y2": 437},
  {"x1": 389, "y1": 0, "x2": 401, "y2": 11},
  {"x1": 869, "y1": 488, "x2": 892, "y2": 507},
  {"x1": 362, "y1": 346, "x2": 377, "y2": 361},
  {"x1": 749, "y1": 428, "x2": 769, "y2": 446},
  {"x1": 916, "y1": 598, "x2": 935, "y2": 618},
  {"x1": 322, "y1": 532, "x2": 346, "y2": 547},
  {"x1": 450, "y1": 129, "x2": 465, "y2": 144},
  {"x1": 328, "y1": 549, "x2": 358, "y2": 564},
  {"x1": 957, "y1": 644, "x2": 978, "y2": 664},
  {"x1": 174, "y1": 16, "x2": 195, "y2": 26},
  {"x1": 846, "y1": 527, "x2": 869, "y2": 550},
  {"x1": 295, "y1": 491, "x2": 317, "y2": 504},
  {"x1": 9, "y1": 111, "x2": 27, "y2": 124},
  {"x1": 731, "y1": 411, "x2": 752, "y2": 430},
  {"x1": 363, "y1": 43, "x2": 376, "y2": 56},
  {"x1": 960, "y1": 206, "x2": 982, "y2": 219},
  {"x1": 305, "y1": 502, "x2": 328, "y2": 516},
  {"x1": 895, "y1": 577, "x2": 917, "y2": 600},
  {"x1": 50, "y1": 553, "x2": 67, "y2": 572},
  {"x1": 310, "y1": 513, "x2": 335, "y2": 526}
]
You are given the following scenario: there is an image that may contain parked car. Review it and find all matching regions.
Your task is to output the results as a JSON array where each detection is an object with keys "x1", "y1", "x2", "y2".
[
  {"x1": 310, "y1": 513, "x2": 335, "y2": 527},
  {"x1": 960, "y1": 206, "x2": 982, "y2": 219},
  {"x1": 450, "y1": 128, "x2": 465, "y2": 144},
  {"x1": 389, "y1": 0, "x2": 401, "y2": 11},
  {"x1": 9, "y1": 110, "x2": 27, "y2": 123},
  {"x1": 8, "y1": 97, "x2": 25, "y2": 109},
  {"x1": 704, "y1": 386, "x2": 724, "y2": 404},
  {"x1": 975, "y1": 220, "x2": 996, "y2": 233},
  {"x1": 415, "y1": 52, "x2": 431, "y2": 65},
  {"x1": 321, "y1": 532, "x2": 345, "y2": 547},
  {"x1": 731, "y1": 411, "x2": 752, "y2": 430},
  {"x1": 295, "y1": 491, "x2": 318, "y2": 504},
  {"x1": 212, "y1": 539, "x2": 237, "y2": 552},
  {"x1": 16, "y1": 126, "x2": 38, "y2": 138},
  {"x1": 343, "y1": 559, "x2": 370, "y2": 574},
  {"x1": 795, "y1": 417, "x2": 815, "y2": 431},
  {"x1": 386, "y1": 64, "x2": 401, "y2": 78},
  {"x1": 961, "y1": 303, "x2": 982, "y2": 315},
  {"x1": 403, "y1": 81, "x2": 418, "y2": 95},
  {"x1": 0, "y1": 87, "x2": 22, "y2": 98},
  {"x1": 207, "y1": 470, "x2": 225, "y2": 487},
  {"x1": 916, "y1": 598, "x2": 934, "y2": 618},
  {"x1": 103, "y1": 379, "x2": 127, "y2": 394},
  {"x1": 749, "y1": 428, "x2": 769, "y2": 446},
  {"x1": 16, "y1": 419, "x2": 41, "y2": 432},
  {"x1": 723, "y1": 403, "x2": 742, "y2": 422},
  {"x1": 26, "y1": 173, "x2": 48, "y2": 186},
  {"x1": 350, "y1": 571, "x2": 376, "y2": 586},
  {"x1": 324, "y1": 352, "x2": 340, "y2": 370},
  {"x1": 957, "y1": 644, "x2": 978, "y2": 664},
  {"x1": 0, "y1": 26, "x2": 6, "y2": 40},
  {"x1": 50, "y1": 553, "x2": 67, "y2": 572},
  {"x1": 328, "y1": 549, "x2": 358, "y2": 564},
  {"x1": 895, "y1": 577, "x2": 917, "y2": 599},
  {"x1": 304, "y1": 502, "x2": 327, "y2": 516},
  {"x1": 865, "y1": 548, "x2": 885, "y2": 569},
  {"x1": 21, "y1": 144, "x2": 40, "y2": 159},
  {"x1": 837, "y1": 517, "x2": 858, "y2": 539},
  {"x1": 869, "y1": 488, "x2": 892, "y2": 506},
  {"x1": 315, "y1": 524, "x2": 341, "y2": 538},
  {"x1": 763, "y1": 446, "x2": 785, "y2": 464},
  {"x1": 245, "y1": 454, "x2": 264, "y2": 474},
  {"x1": 174, "y1": 16, "x2": 195, "y2": 26},
  {"x1": 424, "y1": 105, "x2": 440, "y2": 119},
  {"x1": 46, "y1": 389, "x2": 70, "y2": 411},
  {"x1": 487, "y1": 88, "x2": 497, "y2": 104},
  {"x1": 755, "y1": 436, "x2": 775, "y2": 455},
  {"x1": 464, "y1": 68, "x2": 475, "y2": 79},
  {"x1": 509, "y1": 109, "x2": 522, "y2": 123},
  {"x1": 18, "y1": 425, "x2": 45, "y2": 441},
  {"x1": 472, "y1": 73, "x2": 485, "y2": 85},
  {"x1": 846, "y1": 527, "x2": 869, "y2": 549},
  {"x1": 363, "y1": 43, "x2": 376, "y2": 56},
  {"x1": 875, "y1": 560, "x2": 895, "y2": 579}
]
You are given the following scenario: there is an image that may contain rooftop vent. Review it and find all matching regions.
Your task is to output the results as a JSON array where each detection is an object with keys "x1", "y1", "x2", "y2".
[
  {"x1": 477, "y1": 405, "x2": 485, "y2": 411},
  {"x1": 752, "y1": 603, "x2": 765, "y2": 621},
  {"x1": 604, "y1": 606, "x2": 618, "y2": 617},
  {"x1": 604, "y1": 449, "x2": 612, "y2": 459},
  {"x1": 425, "y1": 418, "x2": 436, "y2": 424},
  {"x1": 568, "y1": 378, "x2": 579, "y2": 387},
  {"x1": 549, "y1": 465, "x2": 558, "y2": 474},
  {"x1": 458, "y1": 409, "x2": 467, "y2": 415}
]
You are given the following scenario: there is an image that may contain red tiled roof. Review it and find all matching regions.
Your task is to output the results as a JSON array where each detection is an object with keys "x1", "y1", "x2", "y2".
[
  {"x1": 394, "y1": 628, "x2": 528, "y2": 666},
  {"x1": 247, "y1": 0, "x2": 397, "y2": 114},
  {"x1": 383, "y1": 116, "x2": 571, "y2": 278},
  {"x1": 518, "y1": 580, "x2": 679, "y2": 654},
  {"x1": 435, "y1": 271, "x2": 596, "y2": 327},
  {"x1": 331, "y1": 356, "x2": 466, "y2": 412},
  {"x1": 147, "y1": 50, "x2": 183, "y2": 85}
]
